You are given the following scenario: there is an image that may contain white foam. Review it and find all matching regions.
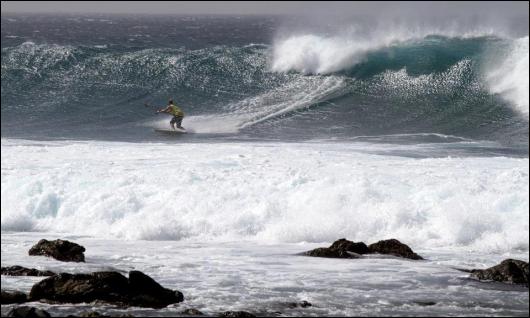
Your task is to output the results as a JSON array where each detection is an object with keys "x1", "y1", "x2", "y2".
[
  {"x1": 1, "y1": 139, "x2": 528, "y2": 254},
  {"x1": 269, "y1": 25, "x2": 502, "y2": 75},
  {"x1": 486, "y1": 36, "x2": 529, "y2": 117},
  {"x1": 271, "y1": 33, "x2": 372, "y2": 74}
]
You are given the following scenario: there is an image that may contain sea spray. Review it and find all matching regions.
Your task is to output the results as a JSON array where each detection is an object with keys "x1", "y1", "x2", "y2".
[{"x1": 486, "y1": 36, "x2": 529, "y2": 117}]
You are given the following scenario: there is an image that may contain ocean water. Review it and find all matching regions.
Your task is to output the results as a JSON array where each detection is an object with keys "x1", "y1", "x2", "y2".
[{"x1": 1, "y1": 13, "x2": 529, "y2": 316}]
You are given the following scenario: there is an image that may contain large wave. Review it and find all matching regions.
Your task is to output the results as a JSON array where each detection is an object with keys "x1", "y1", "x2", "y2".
[
  {"x1": 271, "y1": 32, "x2": 529, "y2": 115},
  {"x1": 1, "y1": 34, "x2": 528, "y2": 143}
]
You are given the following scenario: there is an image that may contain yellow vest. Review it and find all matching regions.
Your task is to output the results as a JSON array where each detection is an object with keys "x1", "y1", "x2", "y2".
[{"x1": 169, "y1": 104, "x2": 184, "y2": 117}]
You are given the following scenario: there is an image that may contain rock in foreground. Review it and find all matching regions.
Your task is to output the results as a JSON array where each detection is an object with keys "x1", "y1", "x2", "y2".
[
  {"x1": 286, "y1": 300, "x2": 312, "y2": 308},
  {"x1": 6, "y1": 306, "x2": 51, "y2": 318},
  {"x1": 1, "y1": 266, "x2": 55, "y2": 277},
  {"x1": 28, "y1": 239, "x2": 86, "y2": 262},
  {"x1": 29, "y1": 270, "x2": 183, "y2": 308},
  {"x1": 303, "y1": 238, "x2": 368, "y2": 258},
  {"x1": 368, "y1": 239, "x2": 423, "y2": 260},
  {"x1": 470, "y1": 259, "x2": 529, "y2": 286},
  {"x1": 1, "y1": 290, "x2": 28, "y2": 304},
  {"x1": 304, "y1": 238, "x2": 422, "y2": 260}
]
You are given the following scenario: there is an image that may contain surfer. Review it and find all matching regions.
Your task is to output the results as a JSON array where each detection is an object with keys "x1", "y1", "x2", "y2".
[{"x1": 156, "y1": 99, "x2": 185, "y2": 130}]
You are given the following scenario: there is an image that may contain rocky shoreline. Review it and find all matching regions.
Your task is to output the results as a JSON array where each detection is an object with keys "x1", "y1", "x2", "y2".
[{"x1": 1, "y1": 238, "x2": 528, "y2": 317}]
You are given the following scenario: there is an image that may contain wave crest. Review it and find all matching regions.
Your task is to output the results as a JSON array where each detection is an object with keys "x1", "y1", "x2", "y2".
[{"x1": 486, "y1": 36, "x2": 529, "y2": 117}]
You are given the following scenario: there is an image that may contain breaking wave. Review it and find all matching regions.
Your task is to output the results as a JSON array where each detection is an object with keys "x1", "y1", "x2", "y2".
[{"x1": 1, "y1": 34, "x2": 528, "y2": 143}]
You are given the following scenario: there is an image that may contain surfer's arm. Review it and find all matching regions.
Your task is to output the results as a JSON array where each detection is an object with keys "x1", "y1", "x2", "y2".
[{"x1": 156, "y1": 106, "x2": 171, "y2": 113}]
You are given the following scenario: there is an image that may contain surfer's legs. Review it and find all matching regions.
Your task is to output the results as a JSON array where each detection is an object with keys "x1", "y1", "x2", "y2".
[
  {"x1": 171, "y1": 116, "x2": 184, "y2": 129},
  {"x1": 170, "y1": 116, "x2": 180, "y2": 130},
  {"x1": 177, "y1": 117, "x2": 183, "y2": 129}
]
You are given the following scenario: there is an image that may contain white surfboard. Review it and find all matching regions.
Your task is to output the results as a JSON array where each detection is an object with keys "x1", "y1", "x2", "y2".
[{"x1": 154, "y1": 128, "x2": 188, "y2": 134}]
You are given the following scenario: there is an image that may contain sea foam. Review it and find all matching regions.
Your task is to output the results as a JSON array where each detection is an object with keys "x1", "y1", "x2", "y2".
[{"x1": 1, "y1": 139, "x2": 528, "y2": 253}]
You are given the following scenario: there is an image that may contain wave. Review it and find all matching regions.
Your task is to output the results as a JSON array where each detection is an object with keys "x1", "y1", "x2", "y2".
[
  {"x1": 271, "y1": 33, "x2": 529, "y2": 115},
  {"x1": 485, "y1": 37, "x2": 529, "y2": 117},
  {"x1": 1, "y1": 139, "x2": 528, "y2": 253},
  {"x1": 1, "y1": 35, "x2": 528, "y2": 143}
]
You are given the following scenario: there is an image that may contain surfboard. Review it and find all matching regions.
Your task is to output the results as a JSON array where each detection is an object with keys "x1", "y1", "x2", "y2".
[{"x1": 154, "y1": 128, "x2": 188, "y2": 134}]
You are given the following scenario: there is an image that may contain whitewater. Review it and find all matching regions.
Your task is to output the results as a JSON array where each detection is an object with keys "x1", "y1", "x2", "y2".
[
  {"x1": 1, "y1": 139, "x2": 529, "y2": 250},
  {"x1": 2, "y1": 139, "x2": 529, "y2": 316},
  {"x1": 1, "y1": 12, "x2": 529, "y2": 317}
]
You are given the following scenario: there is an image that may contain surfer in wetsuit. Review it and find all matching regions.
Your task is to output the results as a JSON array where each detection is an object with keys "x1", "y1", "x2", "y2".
[{"x1": 156, "y1": 99, "x2": 185, "y2": 130}]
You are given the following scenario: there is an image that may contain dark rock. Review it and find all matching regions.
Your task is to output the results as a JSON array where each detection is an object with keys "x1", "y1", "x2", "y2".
[
  {"x1": 29, "y1": 272, "x2": 129, "y2": 304},
  {"x1": 304, "y1": 238, "x2": 366, "y2": 258},
  {"x1": 29, "y1": 271, "x2": 183, "y2": 308},
  {"x1": 6, "y1": 306, "x2": 51, "y2": 318},
  {"x1": 470, "y1": 259, "x2": 529, "y2": 286},
  {"x1": 286, "y1": 300, "x2": 312, "y2": 308},
  {"x1": 180, "y1": 308, "x2": 204, "y2": 315},
  {"x1": 219, "y1": 312, "x2": 256, "y2": 318},
  {"x1": 329, "y1": 239, "x2": 370, "y2": 254},
  {"x1": 128, "y1": 270, "x2": 184, "y2": 308},
  {"x1": 1, "y1": 290, "x2": 28, "y2": 304},
  {"x1": 304, "y1": 238, "x2": 422, "y2": 260},
  {"x1": 413, "y1": 301, "x2": 436, "y2": 306},
  {"x1": 304, "y1": 247, "x2": 355, "y2": 258},
  {"x1": 1, "y1": 266, "x2": 55, "y2": 277},
  {"x1": 299, "y1": 300, "x2": 312, "y2": 308},
  {"x1": 28, "y1": 239, "x2": 86, "y2": 262},
  {"x1": 367, "y1": 239, "x2": 423, "y2": 260}
]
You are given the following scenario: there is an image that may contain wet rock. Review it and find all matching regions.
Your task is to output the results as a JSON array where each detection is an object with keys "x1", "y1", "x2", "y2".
[
  {"x1": 180, "y1": 308, "x2": 204, "y2": 315},
  {"x1": 1, "y1": 266, "x2": 55, "y2": 277},
  {"x1": 304, "y1": 247, "x2": 355, "y2": 258},
  {"x1": 329, "y1": 239, "x2": 370, "y2": 254},
  {"x1": 6, "y1": 306, "x2": 51, "y2": 318},
  {"x1": 303, "y1": 238, "x2": 366, "y2": 258},
  {"x1": 29, "y1": 272, "x2": 128, "y2": 304},
  {"x1": 286, "y1": 300, "x2": 312, "y2": 308},
  {"x1": 127, "y1": 270, "x2": 184, "y2": 308},
  {"x1": 1, "y1": 290, "x2": 28, "y2": 304},
  {"x1": 413, "y1": 301, "x2": 436, "y2": 306},
  {"x1": 28, "y1": 239, "x2": 86, "y2": 262},
  {"x1": 304, "y1": 238, "x2": 422, "y2": 260},
  {"x1": 29, "y1": 271, "x2": 184, "y2": 308},
  {"x1": 368, "y1": 239, "x2": 423, "y2": 260},
  {"x1": 470, "y1": 259, "x2": 529, "y2": 286},
  {"x1": 219, "y1": 311, "x2": 256, "y2": 317}
]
